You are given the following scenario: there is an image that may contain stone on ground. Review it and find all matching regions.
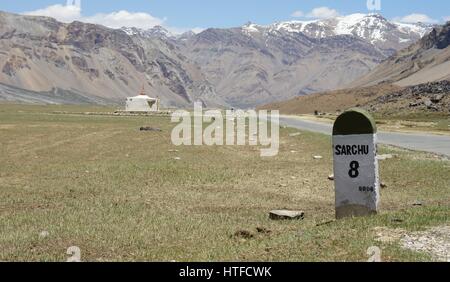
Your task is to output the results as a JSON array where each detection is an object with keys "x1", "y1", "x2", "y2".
[
  {"x1": 39, "y1": 231, "x2": 49, "y2": 238},
  {"x1": 269, "y1": 210, "x2": 305, "y2": 220},
  {"x1": 377, "y1": 154, "x2": 394, "y2": 160},
  {"x1": 140, "y1": 127, "x2": 162, "y2": 132}
]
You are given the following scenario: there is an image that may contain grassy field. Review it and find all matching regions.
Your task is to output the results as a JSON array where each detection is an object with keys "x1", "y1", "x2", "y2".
[
  {"x1": 373, "y1": 112, "x2": 450, "y2": 134},
  {"x1": 0, "y1": 104, "x2": 449, "y2": 262},
  {"x1": 297, "y1": 113, "x2": 450, "y2": 135}
]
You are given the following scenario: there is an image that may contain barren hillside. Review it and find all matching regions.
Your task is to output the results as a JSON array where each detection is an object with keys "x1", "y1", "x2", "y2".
[
  {"x1": 350, "y1": 22, "x2": 450, "y2": 88},
  {"x1": 258, "y1": 84, "x2": 402, "y2": 114}
]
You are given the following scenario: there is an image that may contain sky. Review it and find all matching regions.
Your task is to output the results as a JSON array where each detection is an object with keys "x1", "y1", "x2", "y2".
[{"x1": 1, "y1": 0, "x2": 449, "y2": 34}]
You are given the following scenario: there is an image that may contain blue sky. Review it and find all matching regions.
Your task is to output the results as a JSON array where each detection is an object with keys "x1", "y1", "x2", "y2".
[{"x1": 1, "y1": 0, "x2": 449, "y2": 33}]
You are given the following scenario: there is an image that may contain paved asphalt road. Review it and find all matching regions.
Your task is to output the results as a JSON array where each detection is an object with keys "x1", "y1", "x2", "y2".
[{"x1": 278, "y1": 116, "x2": 450, "y2": 157}]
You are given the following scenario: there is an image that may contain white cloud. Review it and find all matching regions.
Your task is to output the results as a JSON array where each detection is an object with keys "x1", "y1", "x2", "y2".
[
  {"x1": 394, "y1": 13, "x2": 437, "y2": 24},
  {"x1": 23, "y1": 4, "x2": 81, "y2": 23},
  {"x1": 22, "y1": 1, "x2": 198, "y2": 34},
  {"x1": 444, "y1": 16, "x2": 450, "y2": 22},
  {"x1": 83, "y1": 10, "x2": 164, "y2": 29},
  {"x1": 306, "y1": 7, "x2": 340, "y2": 19},
  {"x1": 291, "y1": 10, "x2": 304, "y2": 18}
]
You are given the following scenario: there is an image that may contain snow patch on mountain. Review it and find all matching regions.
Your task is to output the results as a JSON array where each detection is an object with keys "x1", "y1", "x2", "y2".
[
  {"x1": 121, "y1": 25, "x2": 175, "y2": 39},
  {"x1": 394, "y1": 22, "x2": 431, "y2": 37},
  {"x1": 241, "y1": 13, "x2": 432, "y2": 46},
  {"x1": 241, "y1": 22, "x2": 261, "y2": 36}
]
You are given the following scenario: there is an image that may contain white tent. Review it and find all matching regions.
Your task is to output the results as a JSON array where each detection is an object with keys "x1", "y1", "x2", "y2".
[{"x1": 125, "y1": 87, "x2": 160, "y2": 112}]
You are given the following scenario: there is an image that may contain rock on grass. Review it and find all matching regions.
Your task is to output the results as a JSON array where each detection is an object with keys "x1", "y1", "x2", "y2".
[{"x1": 269, "y1": 210, "x2": 305, "y2": 220}]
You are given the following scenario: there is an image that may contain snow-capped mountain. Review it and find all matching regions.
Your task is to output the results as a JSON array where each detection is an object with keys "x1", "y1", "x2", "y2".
[
  {"x1": 0, "y1": 10, "x2": 437, "y2": 108},
  {"x1": 178, "y1": 30, "x2": 197, "y2": 41},
  {"x1": 242, "y1": 14, "x2": 433, "y2": 52},
  {"x1": 121, "y1": 26, "x2": 199, "y2": 42},
  {"x1": 122, "y1": 25, "x2": 175, "y2": 39},
  {"x1": 180, "y1": 13, "x2": 435, "y2": 107}
]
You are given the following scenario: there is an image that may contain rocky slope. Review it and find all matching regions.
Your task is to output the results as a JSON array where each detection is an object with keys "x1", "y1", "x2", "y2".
[
  {"x1": 350, "y1": 21, "x2": 450, "y2": 88},
  {"x1": 260, "y1": 81, "x2": 450, "y2": 115},
  {"x1": 0, "y1": 82, "x2": 113, "y2": 105},
  {"x1": 0, "y1": 11, "x2": 223, "y2": 107},
  {"x1": 258, "y1": 84, "x2": 403, "y2": 114},
  {"x1": 366, "y1": 81, "x2": 450, "y2": 113},
  {"x1": 182, "y1": 28, "x2": 386, "y2": 108}
]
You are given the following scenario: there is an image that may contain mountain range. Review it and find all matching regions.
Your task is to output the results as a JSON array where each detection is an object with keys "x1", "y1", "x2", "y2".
[
  {"x1": 261, "y1": 21, "x2": 450, "y2": 115},
  {"x1": 350, "y1": 21, "x2": 450, "y2": 88},
  {"x1": 0, "y1": 11, "x2": 434, "y2": 108}
]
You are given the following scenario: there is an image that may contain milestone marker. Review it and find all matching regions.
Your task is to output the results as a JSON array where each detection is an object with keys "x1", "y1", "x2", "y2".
[{"x1": 332, "y1": 108, "x2": 380, "y2": 219}]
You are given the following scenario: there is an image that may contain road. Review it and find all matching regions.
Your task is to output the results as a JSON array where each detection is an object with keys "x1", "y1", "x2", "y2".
[{"x1": 278, "y1": 116, "x2": 450, "y2": 157}]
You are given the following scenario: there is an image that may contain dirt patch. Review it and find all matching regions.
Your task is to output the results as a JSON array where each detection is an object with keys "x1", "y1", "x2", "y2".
[
  {"x1": 232, "y1": 230, "x2": 254, "y2": 239},
  {"x1": 374, "y1": 226, "x2": 450, "y2": 261},
  {"x1": 256, "y1": 227, "x2": 272, "y2": 234}
]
